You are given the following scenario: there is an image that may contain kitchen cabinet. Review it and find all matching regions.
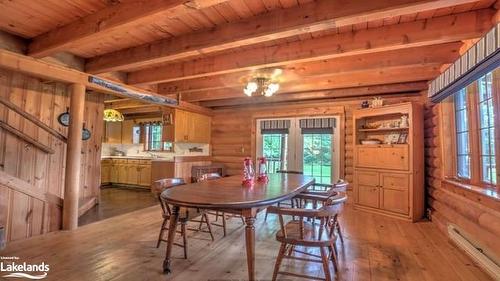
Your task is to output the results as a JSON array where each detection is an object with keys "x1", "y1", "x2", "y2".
[
  {"x1": 163, "y1": 109, "x2": 211, "y2": 144},
  {"x1": 105, "y1": 121, "x2": 122, "y2": 144},
  {"x1": 101, "y1": 159, "x2": 111, "y2": 184},
  {"x1": 102, "y1": 159, "x2": 152, "y2": 188},
  {"x1": 121, "y1": 120, "x2": 134, "y2": 144}
]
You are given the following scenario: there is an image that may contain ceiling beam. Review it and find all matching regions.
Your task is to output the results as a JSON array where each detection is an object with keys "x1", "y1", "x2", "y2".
[
  {"x1": 179, "y1": 64, "x2": 440, "y2": 102},
  {"x1": 28, "y1": 0, "x2": 228, "y2": 58},
  {"x1": 86, "y1": 0, "x2": 480, "y2": 74},
  {"x1": 0, "y1": 49, "x2": 211, "y2": 115},
  {"x1": 199, "y1": 82, "x2": 428, "y2": 107},
  {"x1": 158, "y1": 42, "x2": 461, "y2": 94},
  {"x1": 128, "y1": 9, "x2": 494, "y2": 85},
  {"x1": 201, "y1": 89, "x2": 422, "y2": 109}
]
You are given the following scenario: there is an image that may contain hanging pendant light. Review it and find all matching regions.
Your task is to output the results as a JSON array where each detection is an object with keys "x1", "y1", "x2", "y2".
[{"x1": 103, "y1": 109, "x2": 124, "y2": 122}]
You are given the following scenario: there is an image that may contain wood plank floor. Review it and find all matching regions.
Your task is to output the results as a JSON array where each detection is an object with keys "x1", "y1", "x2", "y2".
[
  {"x1": 79, "y1": 187, "x2": 157, "y2": 226},
  {"x1": 1, "y1": 203, "x2": 492, "y2": 281}
]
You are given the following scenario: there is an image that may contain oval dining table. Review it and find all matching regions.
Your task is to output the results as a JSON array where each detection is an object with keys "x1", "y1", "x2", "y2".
[{"x1": 160, "y1": 173, "x2": 315, "y2": 281}]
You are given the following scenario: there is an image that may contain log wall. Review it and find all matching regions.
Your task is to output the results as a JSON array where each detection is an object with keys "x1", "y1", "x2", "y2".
[
  {"x1": 0, "y1": 68, "x2": 104, "y2": 242},
  {"x1": 424, "y1": 101, "x2": 500, "y2": 263},
  {"x1": 210, "y1": 94, "x2": 423, "y2": 185}
]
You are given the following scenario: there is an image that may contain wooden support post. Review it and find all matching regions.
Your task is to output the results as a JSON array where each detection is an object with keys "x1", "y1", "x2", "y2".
[{"x1": 62, "y1": 83, "x2": 86, "y2": 230}]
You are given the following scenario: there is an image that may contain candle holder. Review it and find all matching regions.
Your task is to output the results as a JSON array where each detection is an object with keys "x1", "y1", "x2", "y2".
[
  {"x1": 242, "y1": 157, "x2": 255, "y2": 187},
  {"x1": 256, "y1": 156, "x2": 268, "y2": 183}
]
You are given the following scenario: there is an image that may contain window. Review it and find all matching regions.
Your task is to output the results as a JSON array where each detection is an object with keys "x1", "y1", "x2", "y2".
[
  {"x1": 445, "y1": 68, "x2": 499, "y2": 188},
  {"x1": 144, "y1": 122, "x2": 163, "y2": 151},
  {"x1": 454, "y1": 89, "x2": 471, "y2": 179},
  {"x1": 477, "y1": 72, "x2": 496, "y2": 184}
]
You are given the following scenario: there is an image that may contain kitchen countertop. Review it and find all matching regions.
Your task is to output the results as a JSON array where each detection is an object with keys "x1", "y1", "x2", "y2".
[{"x1": 101, "y1": 155, "x2": 211, "y2": 162}]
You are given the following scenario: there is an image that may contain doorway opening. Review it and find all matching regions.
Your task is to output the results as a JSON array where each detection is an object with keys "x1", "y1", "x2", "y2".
[{"x1": 256, "y1": 116, "x2": 341, "y2": 184}]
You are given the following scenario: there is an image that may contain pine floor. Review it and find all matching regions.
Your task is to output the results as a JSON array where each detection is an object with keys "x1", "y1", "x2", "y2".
[
  {"x1": 2, "y1": 203, "x2": 492, "y2": 281},
  {"x1": 79, "y1": 187, "x2": 157, "y2": 226}
]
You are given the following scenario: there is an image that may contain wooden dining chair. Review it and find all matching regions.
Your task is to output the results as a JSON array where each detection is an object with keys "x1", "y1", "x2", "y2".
[
  {"x1": 294, "y1": 190, "x2": 348, "y2": 245},
  {"x1": 196, "y1": 173, "x2": 244, "y2": 236},
  {"x1": 267, "y1": 196, "x2": 342, "y2": 281},
  {"x1": 152, "y1": 178, "x2": 214, "y2": 259},
  {"x1": 264, "y1": 170, "x2": 303, "y2": 221}
]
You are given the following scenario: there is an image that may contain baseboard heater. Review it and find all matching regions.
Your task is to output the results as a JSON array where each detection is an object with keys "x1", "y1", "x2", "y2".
[{"x1": 447, "y1": 224, "x2": 500, "y2": 279}]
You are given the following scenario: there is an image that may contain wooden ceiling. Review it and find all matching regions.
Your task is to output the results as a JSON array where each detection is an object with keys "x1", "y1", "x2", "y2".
[{"x1": 0, "y1": 0, "x2": 498, "y2": 108}]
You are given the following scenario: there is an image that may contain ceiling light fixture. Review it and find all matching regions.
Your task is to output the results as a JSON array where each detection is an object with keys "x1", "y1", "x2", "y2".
[
  {"x1": 243, "y1": 77, "x2": 280, "y2": 97},
  {"x1": 103, "y1": 109, "x2": 124, "y2": 122}
]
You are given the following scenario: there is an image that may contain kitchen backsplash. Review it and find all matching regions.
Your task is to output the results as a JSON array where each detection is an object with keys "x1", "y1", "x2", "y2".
[{"x1": 102, "y1": 143, "x2": 210, "y2": 158}]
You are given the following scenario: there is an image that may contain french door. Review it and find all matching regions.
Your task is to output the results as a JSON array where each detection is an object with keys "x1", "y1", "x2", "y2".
[{"x1": 256, "y1": 117, "x2": 340, "y2": 184}]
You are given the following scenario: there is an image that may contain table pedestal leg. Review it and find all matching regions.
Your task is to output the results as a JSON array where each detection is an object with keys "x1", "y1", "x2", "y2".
[
  {"x1": 163, "y1": 205, "x2": 180, "y2": 274},
  {"x1": 244, "y1": 216, "x2": 256, "y2": 281}
]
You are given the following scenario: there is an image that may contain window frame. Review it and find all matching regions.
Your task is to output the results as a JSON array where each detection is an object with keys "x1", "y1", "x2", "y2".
[{"x1": 445, "y1": 68, "x2": 500, "y2": 190}]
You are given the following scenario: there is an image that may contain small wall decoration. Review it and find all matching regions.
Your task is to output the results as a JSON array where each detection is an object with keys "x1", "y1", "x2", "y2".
[
  {"x1": 370, "y1": 97, "x2": 384, "y2": 108},
  {"x1": 82, "y1": 124, "x2": 92, "y2": 141},
  {"x1": 57, "y1": 107, "x2": 70, "y2": 126}
]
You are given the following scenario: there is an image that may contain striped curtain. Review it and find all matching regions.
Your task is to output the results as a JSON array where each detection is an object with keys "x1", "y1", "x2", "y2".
[
  {"x1": 260, "y1": 119, "x2": 291, "y2": 134},
  {"x1": 428, "y1": 23, "x2": 499, "y2": 101},
  {"x1": 299, "y1": 118, "x2": 335, "y2": 134}
]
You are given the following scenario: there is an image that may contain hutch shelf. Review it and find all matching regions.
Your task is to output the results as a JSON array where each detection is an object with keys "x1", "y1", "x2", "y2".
[{"x1": 353, "y1": 102, "x2": 424, "y2": 222}]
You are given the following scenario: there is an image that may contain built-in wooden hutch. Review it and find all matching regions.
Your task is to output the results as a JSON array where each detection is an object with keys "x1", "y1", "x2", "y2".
[{"x1": 353, "y1": 102, "x2": 424, "y2": 221}]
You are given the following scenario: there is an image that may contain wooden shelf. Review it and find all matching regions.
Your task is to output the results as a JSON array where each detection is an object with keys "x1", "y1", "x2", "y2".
[{"x1": 358, "y1": 127, "x2": 409, "y2": 132}]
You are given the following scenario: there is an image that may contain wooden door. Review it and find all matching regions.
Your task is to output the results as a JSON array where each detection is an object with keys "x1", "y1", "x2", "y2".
[
  {"x1": 101, "y1": 161, "x2": 110, "y2": 184},
  {"x1": 117, "y1": 162, "x2": 128, "y2": 184},
  {"x1": 138, "y1": 164, "x2": 151, "y2": 187},
  {"x1": 355, "y1": 170, "x2": 380, "y2": 208},
  {"x1": 105, "y1": 122, "x2": 122, "y2": 144},
  {"x1": 121, "y1": 120, "x2": 134, "y2": 144},
  {"x1": 380, "y1": 172, "x2": 409, "y2": 214},
  {"x1": 110, "y1": 161, "x2": 118, "y2": 183},
  {"x1": 126, "y1": 161, "x2": 140, "y2": 185},
  {"x1": 174, "y1": 110, "x2": 189, "y2": 142},
  {"x1": 193, "y1": 114, "x2": 211, "y2": 143}
]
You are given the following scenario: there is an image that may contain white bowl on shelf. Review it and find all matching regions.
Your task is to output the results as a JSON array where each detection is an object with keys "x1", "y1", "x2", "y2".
[{"x1": 361, "y1": 140, "x2": 381, "y2": 145}]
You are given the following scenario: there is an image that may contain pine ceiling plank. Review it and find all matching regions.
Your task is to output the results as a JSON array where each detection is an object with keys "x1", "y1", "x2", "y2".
[
  {"x1": 157, "y1": 42, "x2": 461, "y2": 94},
  {"x1": 86, "y1": 0, "x2": 483, "y2": 74},
  {"x1": 28, "y1": 0, "x2": 229, "y2": 58},
  {"x1": 178, "y1": 65, "x2": 439, "y2": 102},
  {"x1": 128, "y1": 9, "x2": 493, "y2": 85}
]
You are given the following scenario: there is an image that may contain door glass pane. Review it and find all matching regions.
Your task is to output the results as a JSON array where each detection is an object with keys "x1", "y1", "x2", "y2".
[
  {"x1": 303, "y1": 133, "x2": 332, "y2": 184},
  {"x1": 262, "y1": 134, "x2": 287, "y2": 173}
]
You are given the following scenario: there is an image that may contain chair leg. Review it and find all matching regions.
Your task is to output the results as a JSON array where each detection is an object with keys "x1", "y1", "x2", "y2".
[
  {"x1": 320, "y1": 246, "x2": 332, "y2": 281},
  {"x1": 336, "y1": 222, "x2": 344, "y2": 244},
  {"x1": 156, "y1": 217, "x2": 168, "y2": 248},
  {"x1": 181, "y1": 222, "x2": 188, "y2": 259},
  {"x1": 272, "y1": 243, "x2": 287, "y2": 281},
  {"x1": 222, "y1": 212, "x2": 227, "y2": 236},
  {"x1": 203, "y1": 213, "x2": 215, "y2": 241},
  {"x1": 329, "y1": 242, "x2": 339, "y2": 273}
]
